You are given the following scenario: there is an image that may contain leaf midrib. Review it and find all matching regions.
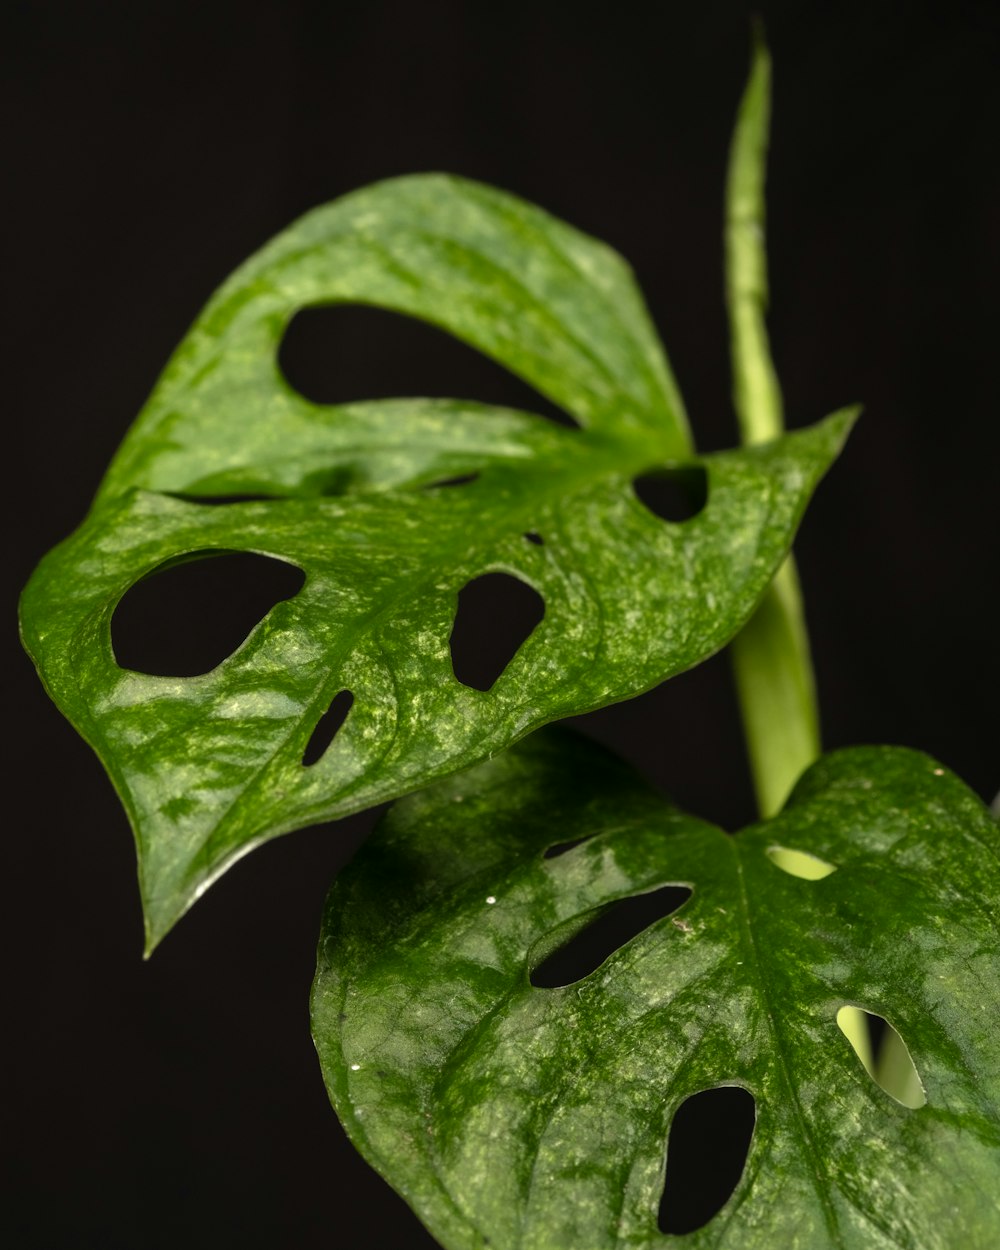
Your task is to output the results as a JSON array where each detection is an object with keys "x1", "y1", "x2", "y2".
[{"x1": 732, "y1": 842, "x2": 844, "y2": 1246}]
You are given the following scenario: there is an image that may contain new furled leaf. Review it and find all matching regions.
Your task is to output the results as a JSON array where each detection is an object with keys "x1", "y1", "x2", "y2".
[
  {"x1": 313, "y1": 731, "x2": 1000, "y2": 1250},
  {"x1": 19, "y1": 175, "x2": 853, "y2": 948}
]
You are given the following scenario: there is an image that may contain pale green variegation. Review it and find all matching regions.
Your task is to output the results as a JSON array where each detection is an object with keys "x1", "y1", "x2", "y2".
[
  {"x1": 313, "y1": 731, "x2": 1000, "y2": 1250},
  {"x1": 20, "y1": 171, "x2": 853, "y2": 949}
]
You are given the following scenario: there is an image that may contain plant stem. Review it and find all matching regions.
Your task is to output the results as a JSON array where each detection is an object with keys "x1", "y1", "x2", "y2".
[
  {"x1": 729, "y1": 563, "x2": 818, "y2": 820},
  {"x1": 724, "y1": 32, "x2": 819, "y2": 822},
  {"x1": 724, "y1": 35, "x2": 871, "y2": 1069}
]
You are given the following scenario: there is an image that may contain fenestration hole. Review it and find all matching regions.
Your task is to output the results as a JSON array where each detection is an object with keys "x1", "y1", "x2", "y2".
[
  {"x1": 632, "y1": 464, "x2": 707, "y2": 522},
  {"x1": 111, "y1": 551, "x2": 305, "y2": 676},
  {"x1": 303, "y1": 691, "x2": 354, "y2": 766},
  {"x1": 542, "y1": 836, "x2": 593, "y2": 860},
  {"x1": 836, "y1": 1007, "x2": 926, "y2": 1108},
  {"x1": 279, "y1": 305, "x2": 578, "y2": 428},
  {"x1": 659, "y1": 1086, "x2": 756, "y2": 1234},
  {"x1": 164, "y1": 493, "x2": 276, "y2": 506},
  {"x1": 530, "y1": 886, "x2": 692, "y2": 988},
  {"x1": 423, "y1": 473, "x2": 480, "y2": 490},
  {"x1": 449, "y1": 572, "x2": 544, "y2": 692},
  {"x1": 765, "y1": 846, "x2": 837, "y2": 880}
]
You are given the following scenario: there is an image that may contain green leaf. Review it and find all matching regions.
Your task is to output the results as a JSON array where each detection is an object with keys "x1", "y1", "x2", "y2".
[
  {"x1": 312, "y1": 731, "x2": 1000, "y2": 1249},
  {"x1": 19, "y1": 176, "x2": 854, "y2": 948},
  {"x1": 96, "y1": 174, "x2": 695, "y2": 500}
]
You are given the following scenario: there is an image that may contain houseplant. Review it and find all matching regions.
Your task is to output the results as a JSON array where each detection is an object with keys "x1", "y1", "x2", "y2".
[{"x1": 18, "y1": 28, "x2": 999, "y2": 1249}]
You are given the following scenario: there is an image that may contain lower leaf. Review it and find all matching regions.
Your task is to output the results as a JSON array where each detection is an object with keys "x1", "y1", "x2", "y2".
[{"x1": 312, "y1": 730, "x2": 1000, "y2": 1249}]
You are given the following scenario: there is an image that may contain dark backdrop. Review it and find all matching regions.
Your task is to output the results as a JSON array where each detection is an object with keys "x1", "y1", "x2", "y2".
[{"x1": 5, "y1": 1, "x2": 999, "y2": 1246}]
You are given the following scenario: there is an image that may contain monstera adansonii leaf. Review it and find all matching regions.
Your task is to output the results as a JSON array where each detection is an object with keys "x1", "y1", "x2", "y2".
[
  {"x1": 19, "y1": 175, "x2": 854, "y2": 947},
  {"x1": 312, "y1": 730, "x2": 1000, "y2": 1250}
]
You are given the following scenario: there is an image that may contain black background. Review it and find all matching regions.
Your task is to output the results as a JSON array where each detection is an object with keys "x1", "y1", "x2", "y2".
[{"x1": 5, "y1": 1, "x2": 999, "y2": 1246}]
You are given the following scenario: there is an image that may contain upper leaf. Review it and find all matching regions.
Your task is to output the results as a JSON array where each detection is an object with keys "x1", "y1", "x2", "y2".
[
  {"x1": 20, "y1": 176, "x2": 853, "y2": 947},
  {"x1": 97, "y1": 175, "x2": 693, "y2": 501},
  {"x1": 313, "y1": 731, "x2": 1000, "y2": 1249}
]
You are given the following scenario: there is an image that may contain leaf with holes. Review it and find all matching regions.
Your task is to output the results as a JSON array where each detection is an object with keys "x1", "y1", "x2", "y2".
[
  {"x1": 19, "y1": 175, "x2": 854, "y2": 947},
  {"x1": 312, "y1": 730, "x2": 1000, "y2": 1250}
]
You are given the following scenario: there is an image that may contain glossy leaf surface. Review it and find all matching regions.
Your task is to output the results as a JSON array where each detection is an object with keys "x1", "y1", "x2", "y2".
[
  {"x1": 313, "y1": 731, "x2": 1000, "y2": 1249},
  {"x1": 95, "y1": 175, "x2": 695, "y2": 500},
  {"x1": 19, "y1": 176, "x2": 853, "y2": 946}
]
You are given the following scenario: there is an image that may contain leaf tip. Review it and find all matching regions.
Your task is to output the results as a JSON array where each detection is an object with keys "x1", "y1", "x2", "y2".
[
  {"x1": 748, "y1": 14, "x2": 770, "y2": 62},
  {"x1": 820, "y1": 403, "x2": 862, "y2": 452},
  {"x1": 142, "y1": 913, "x2": 168, "y2": 960},
  {"x1": 744, "y1": 16, "x2": 772, "y2": 101},
  {"x1": 140, "y1": 887, "x2": 189, "y2": 959}
]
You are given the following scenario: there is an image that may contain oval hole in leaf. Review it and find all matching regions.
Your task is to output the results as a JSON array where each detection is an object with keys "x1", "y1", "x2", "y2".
[
  {"x1": 836, "y1": 1007, "x2": 926, "y2": 1108},
  {"x1": 111, "y1": 551, "x2": 305, "y2": 677},
  {"x1": 279, "y1": 304, "x2": 578, "y2": 428},
  {"x1": 530, "y1": 885, "x2": 692, "y2": 988},
  {"x1": 765, "y1": 846, "x2": 837, "y2": 879},
  {"x1": 523, "y1": 531, "x2": 544, "y2": 545},
  {"x1": 449, "y1": 572, "x2": 545, "y2": 692},
  {"x1": 659, "y1": 1086, "x2": 756, "y2": 1235},
  {"x1": 632, "y1": 464, "x2": 707, "y2": 522},
  {"x1": 303, "y1": 690, "x2": 354, "y2": 766}
]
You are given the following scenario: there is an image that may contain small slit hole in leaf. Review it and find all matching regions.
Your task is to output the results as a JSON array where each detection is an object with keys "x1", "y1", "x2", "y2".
[
  {"x1": 278, "y1": 305, "x2": 578, "y2": 428},
  {"x1": 542, "y1": 835, "x2": 593, "y2": 859},
  {"x1": 523, "y1": 531, "x2": 544, "y2": 545},
  {"x1": 111, "y1": 551, "x2": 305, "y2": 677},
  {"x1": 530, "y1": 886, "x2": 692, "y2": 988},
  {"x1": 836, "y1": 1007, "x2": 926, "y2": 1108},
  {"x1": 423, "y1": 473, "x2": 480, "y2": 490},
  {"x1": 449, "y1": 572, "x2": 545, "y2": 692},
  {"x1": 303, "y1": 691, "x2": 354, "y2": 766},
  {"x1": 299, "y1": 465, "x2": 357, "y2": 497},
  {"x1": 765, "y1": 846, "x2": 837, "y2": 879},
  {"x1": 632, "y1": 464, "x2": 707, "y2": 522},
  {"x1": 164, "y1": 493, "x2": 277, "y2": 506},
  {"x1": 659, "y1": 1086, "x2": 756, "y2": 1235}
]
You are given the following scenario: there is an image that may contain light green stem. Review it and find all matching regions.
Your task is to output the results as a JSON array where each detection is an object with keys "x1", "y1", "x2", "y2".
[
  {"x1": 724, "y1": 34, "x2": 870, "y2": 1068},
  {"x1": 724, "y1": 33, "x2": 820, "y2": 821},
  {"x1": 730, "y1": 562, "x2": 819, "y2": 820}
]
